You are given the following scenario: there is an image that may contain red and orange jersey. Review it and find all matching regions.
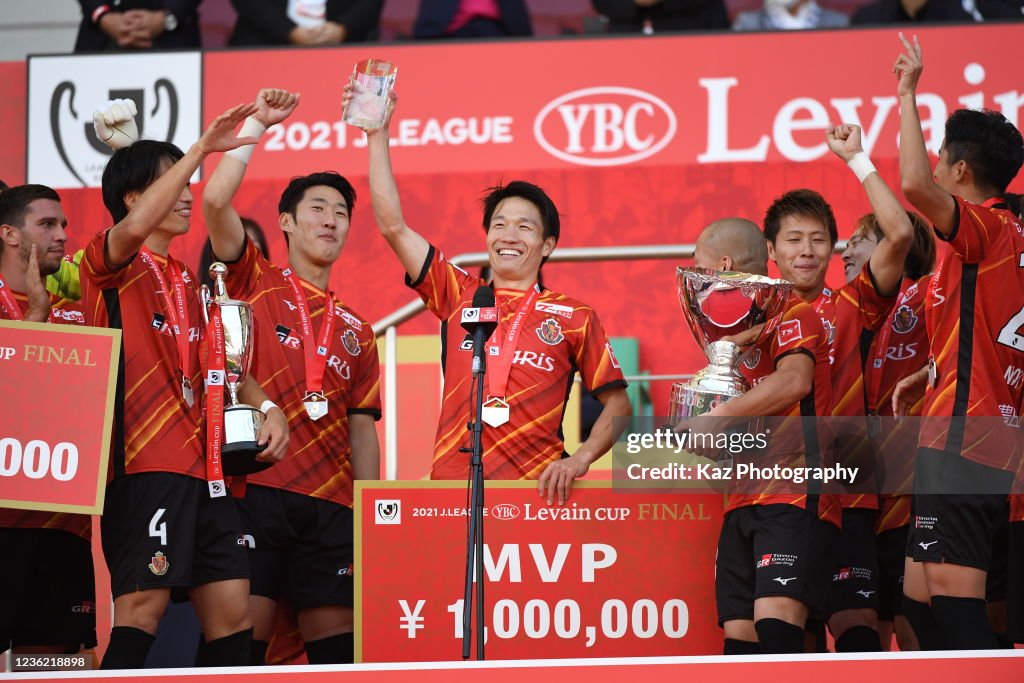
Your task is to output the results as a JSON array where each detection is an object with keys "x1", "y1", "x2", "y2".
[
  {"x1": 813, "y1": 265, "x2": 897, "y2": 511},
  {"x1": 223, "y1": 239, "x2": 381, "y2": 508},
  {"x1": 80, "y1": 230, "x2": 206, "y2": 480},
  {"x1": 920, "y1": 197, "x2": 1024, "y2": 471},
  {"x1": 0, "y1": 286, "x2": 91, "y2": 539},
  {"x1": 865, "y1": 276, "x2": 931, "y2": 533},
  {"x1": 727, "y1": 295, "x2": 841, "y2": 528},
  {"x1": 410, "y1": 245, "x2": 626, "y2": 481}
]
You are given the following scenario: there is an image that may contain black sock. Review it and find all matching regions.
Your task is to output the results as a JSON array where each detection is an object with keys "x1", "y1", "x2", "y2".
[
  {"x1": 994, "y1": 632, "x2": 1014, "y2": 649},
  {"x1": 250, "y1": 639, "x2": 269, "y2": 665},
  {"x1": 196, "y1": 628, "x2": 252, "y2": 667},
  {"x1": 101, "y1": 626, "x2": 155, "y2": 669},
  {"x1": 835, "y1": 625, "x2": 882, "y2": 652},
  {"x1": 902, "y1": 596, "x2": 945, "y2": 650},
  {"x1": 723, "y1": 638, "x2": 760, "y2": 655},
  {"x1": 304, "y1": 632, "x2": 354, "y2": 664},
  {"x1": 755, "y1": 618, "x2": 804, "y2": 654},
  {"x1": 931, "y1": 596, "x2": 997, "y2": 650},
  {"x1": 805, "y1": 618, "x2": 827, "y2": 653}
]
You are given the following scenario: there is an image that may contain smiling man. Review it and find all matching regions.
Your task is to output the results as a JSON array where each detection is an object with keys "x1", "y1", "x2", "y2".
[{"x1": 353, "y1": 86, "x2": 632, "y2": 505}]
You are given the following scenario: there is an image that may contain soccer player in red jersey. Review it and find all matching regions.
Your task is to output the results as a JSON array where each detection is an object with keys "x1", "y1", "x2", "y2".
[
  {"x1": 203, "y1": 89, "x2": 381, "y2": 665},
  {"x1": 691, "y1": 218, "x2": 839, "y2": 654},
  {"x1": 850, "y1": 214, "x2": 935, "y2": 650},
  {"x1": 0, "y1": 185, "x2": 96, "y2": 658},
  {"x1": 763, "y1": 124, "x2": 915, "y2": 651},
  {"x1": 353, "y1": 87, "x2": 631, "y2": 505},
  {"x1": 892, "y1": 33, "x2": 1024, "y2": 650},
  {"x1": 79, "y1": 103, "x2": 289, "y2": 669}
]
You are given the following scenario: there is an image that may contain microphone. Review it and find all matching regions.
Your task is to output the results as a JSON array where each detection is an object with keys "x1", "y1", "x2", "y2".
[{"x1": 460, "y1": 285, "x2": 498, "y2": 376}]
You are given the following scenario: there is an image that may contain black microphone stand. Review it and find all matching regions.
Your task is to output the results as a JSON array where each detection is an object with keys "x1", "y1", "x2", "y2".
[{"x1": 461, "y1": 341, "x2": 487, "y2": 660}]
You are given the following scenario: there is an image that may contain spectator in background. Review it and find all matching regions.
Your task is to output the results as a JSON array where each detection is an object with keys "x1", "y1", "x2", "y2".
[
  {"x1": 413, "y1": 0, "x2": 532, "y2": 39},
  {"x1": 229, "y1": 0, "x2": 383, "y2": 46},
  {"x1": 75, "y1": 1, "x2": 201, "y2": 51},
  {"x1": 850, "y1": 0, "x2": 972, "y2": 23},
  {"x1": 198, "y1": 217, "x2": 270, "y2": 290},
  {"x1": 733, "y1": 0, "x2": 848, "y2": 30},
  {"x1": 593, "y1": 0, "x2": 730, "y2": 33}
]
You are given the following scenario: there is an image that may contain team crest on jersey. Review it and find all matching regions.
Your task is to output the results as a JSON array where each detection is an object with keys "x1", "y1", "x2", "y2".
[
  {"x1": 821, "y1": 319, "x2": 836, "y2": 345},
  {"x1": 742, "y1": 348, "x2": 762, "y2": 370},
  {"x1": 341, "y1": 329, "x2": 361, "y2": 356},
  {"x1": 536, "y1": 318, "x2": 564, "y2": 345},
  {"x1": 148, "y1": 551, "x2": 169, "y2": 576},
  {"x1": 891, "y1": 305, "x2": 918, "y2": 334}
]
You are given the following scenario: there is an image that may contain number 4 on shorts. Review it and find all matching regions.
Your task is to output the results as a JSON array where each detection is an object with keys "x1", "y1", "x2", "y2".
[{"x1": 149, "y1": 508, "x2": 168, "y2": 546}]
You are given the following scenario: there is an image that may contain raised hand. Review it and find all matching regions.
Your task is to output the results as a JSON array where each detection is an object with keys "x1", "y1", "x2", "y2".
[
  {"x1": 253, "y1": 88, "x2": 300, "y2": 128},
  {"x1": 93, "y1": 98, "x2": 139, "y2": 150},
  {"x1": 825, "y1": 124, "x2": 864, "y2": 163},
  {"x1": 893, "y1": 32, "x2": 923, "y2": 98},
  {"x1": 196, "y1": 103, "x2": 261, "y2": 155}
]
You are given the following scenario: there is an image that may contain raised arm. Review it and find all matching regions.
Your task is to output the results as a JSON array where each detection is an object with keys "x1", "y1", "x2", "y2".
[
  {"x1": 342, "y1": 83, "x2": 430, "y2": 279},
  {"x1": 826, "y1": 123, "x2": 913, "y2": 296},
  {"x1": 895, "y1": 33, "x2": 957, "y2": 237},
  {"x1": 203, "y1": 89, "x2": 299, "y2": 261},
  {"x1": 104, "y1": 103, "x2": 259, "y2": 268}
]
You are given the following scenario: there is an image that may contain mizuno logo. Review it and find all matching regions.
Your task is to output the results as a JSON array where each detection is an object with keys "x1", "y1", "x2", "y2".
[
  {"x1": 856, "y1": 590, "x2": 875, "y2": 598},
  {"x1": 918, "y1": 541, "x2": 938, "y2": 550},
  {"x1": 773, "y1": 577, "x2": 798, "y2": 586}
]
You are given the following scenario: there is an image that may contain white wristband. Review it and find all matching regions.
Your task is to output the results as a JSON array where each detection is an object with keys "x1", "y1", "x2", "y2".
[
  {"x1": 224, "y1": 116, "x2": 268, "y2": 164},
  {"x1": 847, "y1": 152, "x2": 876, "y2": 184},
  {"x1": 260, "y1": 400, "x2": 278, "y2": 414}
]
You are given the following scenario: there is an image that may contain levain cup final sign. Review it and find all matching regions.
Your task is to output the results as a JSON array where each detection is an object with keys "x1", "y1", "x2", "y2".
[{"x1": 0, "y1": 321, "x2": 120, "y2": 514}]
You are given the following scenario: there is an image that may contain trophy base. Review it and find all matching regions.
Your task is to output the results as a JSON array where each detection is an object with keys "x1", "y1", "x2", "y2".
[
  {"x1": 223, "y1": 405, "x2": 273, "y2": 476},
  {"x1": 668, "y1": 379, "x2": 744, "y2": 427}
]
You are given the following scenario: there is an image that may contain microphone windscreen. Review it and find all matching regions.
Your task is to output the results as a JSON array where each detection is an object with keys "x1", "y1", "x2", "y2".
[{"x1": 472, "y1": 284, "x2": 495, "y2": 309}]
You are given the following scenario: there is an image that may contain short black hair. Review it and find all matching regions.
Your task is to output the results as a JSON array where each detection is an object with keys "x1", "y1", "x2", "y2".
[
  {"x1": 278, "y1": 172, "x2": 356, "y2": 218},
  {"x1": 0, "y1": 184, "x2": 61, "y2": 228},
  {"x1": 763, "y1": 188, "x2": 838, "y2": 245},
  {"x1": 0, "y1": 184, "x2": 61, "y2": 257},
  {"x1": 101, "y1": 140, "x2": 184, "y2": 223},
  {"x1": 944, "y1": 109, "x2": 1024, "y2": 194},
  {"x1": 481, "y1": 181, "x2": 560, "y2": 243}
]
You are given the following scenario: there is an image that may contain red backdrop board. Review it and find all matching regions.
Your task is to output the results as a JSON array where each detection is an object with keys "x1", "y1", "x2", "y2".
[
  {"x1": 356, "y1": 482, "x2": 723, "y2": 662},
  {"x1": 0, "y1": 321, "x2": 120, "y2": 513}
]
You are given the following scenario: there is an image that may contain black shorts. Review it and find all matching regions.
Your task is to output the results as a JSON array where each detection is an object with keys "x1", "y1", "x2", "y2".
[
  {"x1": 987, "y1": 516, "x2": 1008, "y2": 602},
  {"x1": 237, "y1": 485, "x2": 354, "y2": 611},
  {"x1": 876, "y1": 525, "x2": 908, "y2": 621},
  {"x1": 907, "y1": 449, "x2": 1013, "y2": 570},
  {"x1": 716, "y1": 504, "x2": 839, "y2": 625},
  {"x1": 1008, "y1": 520, "x2": 1024, "y2": 643},
  {"x1": 0, "y1": 527, "x2": 97, "y2": 652},
  {"x1": 827, "y1": 508, "x2": 881, "y2": 617},
  {"x1": 101, "y1": 472, "x2": 249, "y2": 599}
]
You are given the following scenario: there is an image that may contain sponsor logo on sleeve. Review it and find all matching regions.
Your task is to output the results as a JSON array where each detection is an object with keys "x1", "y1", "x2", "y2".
[
  {"x1": 535, "y1": 301, "x2": 574, "y2": 319},
  {"x1": 776, "y1": 320, "x2": 803, "y2": 347}
]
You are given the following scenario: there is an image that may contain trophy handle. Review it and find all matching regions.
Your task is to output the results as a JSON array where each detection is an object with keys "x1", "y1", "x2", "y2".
[{"x1": 199, "y1": 284, "x2": 212, "y2": 326}]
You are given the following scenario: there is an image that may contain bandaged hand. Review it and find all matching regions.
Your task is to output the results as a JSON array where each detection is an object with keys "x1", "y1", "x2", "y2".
[{"x1": 93, "y1": 98, "x2": 139, "y2": 150}]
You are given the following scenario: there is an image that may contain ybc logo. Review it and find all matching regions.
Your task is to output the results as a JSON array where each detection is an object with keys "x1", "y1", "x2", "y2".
[
  {"x1": 491, "y1": 504, "x2": 521, "y2": 520},
  {"x1": 533, "y1": 87, "x2": 677, "y2": 167},
  {"x1": 28, "y1": 52, "x2": 201, "y2": 188}
]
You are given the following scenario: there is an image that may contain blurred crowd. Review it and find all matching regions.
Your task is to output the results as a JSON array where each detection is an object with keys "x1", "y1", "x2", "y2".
[{"x1": 74, "y1": 0, "x2": 1024, "y2": 52}]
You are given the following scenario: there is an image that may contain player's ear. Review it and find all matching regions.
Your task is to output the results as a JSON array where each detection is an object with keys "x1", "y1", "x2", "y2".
[
  {"x1": 279, "y1": 211, "x2": 295, "y2": 234},
  {"x1": 722, "y1": 255, "x2": 734, "y2": 271},
  {"x1": 0, "y1": 223, "x2": 19, "y2": 248},
  {"x1": 541, "y1": 236, "x2": 556, "y2": 258},
  {"x1": 766, "y1": 239, "x2": 777, "y2": 263},
  {"x1": 123, "y1": 190, "x2": 141, "y2": 212}
]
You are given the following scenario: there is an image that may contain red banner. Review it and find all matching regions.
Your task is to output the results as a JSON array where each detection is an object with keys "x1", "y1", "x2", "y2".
[
  {"x1": 201, "y1": 25, "x2": 1024, "y2": 179},
  {"x1": 356, "y1": 482, "x2": 723, "y2": 662},
  {"x1": 0, "y1": 321, "x2": 120, "y2": 513}
]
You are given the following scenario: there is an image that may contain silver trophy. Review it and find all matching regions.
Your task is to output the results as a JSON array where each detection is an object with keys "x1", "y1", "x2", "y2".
[
  {"x1": 669, "y1": 267, "x2": 793, "y2": 424},
  {"x1": 201, "y1": 262, "x2": 272, "y2": 475}
]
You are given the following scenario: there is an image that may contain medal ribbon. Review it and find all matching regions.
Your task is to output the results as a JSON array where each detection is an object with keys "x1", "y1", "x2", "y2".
[
  {"x1": 139, "y1": 248, "x2": 192, "y2": 389},
  {"x1": 205, "y1": 305, "x2": 226, "y2": 496},
  {"x1": 284, "y1": 269, "x2": 336, "y2": 396},
  {"x1": 0, "y1": 276, "x2": 52, "y2": 322},
  {"x1": 487, "y1": 287, "x2": 540, "y2": 399}
]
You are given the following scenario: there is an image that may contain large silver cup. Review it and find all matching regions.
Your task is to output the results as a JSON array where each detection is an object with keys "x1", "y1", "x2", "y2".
[
  {"x1": 669, "y1": 268, "x2": 793, "y2": 424},
  {"x1": 201, "y1": 262, "x2": 271, "y2": 475}
]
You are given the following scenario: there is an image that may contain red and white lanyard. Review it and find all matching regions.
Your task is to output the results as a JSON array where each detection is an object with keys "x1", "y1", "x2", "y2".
[
  {"x1": 487, "y1": 288, "x2": 539, "y2": 399},
  {"x1": 0, "y1": 276, "x2": 51, "y2": 322},
  {"x1": 204, "y1": 305, "x2": 226, "y2": 497},
  {"x1": 139, "y1": 248, "x2": 193, "y2": 395},
  {"x1": 284, "y1": 269, "x2": 336, "y2": 397}
]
